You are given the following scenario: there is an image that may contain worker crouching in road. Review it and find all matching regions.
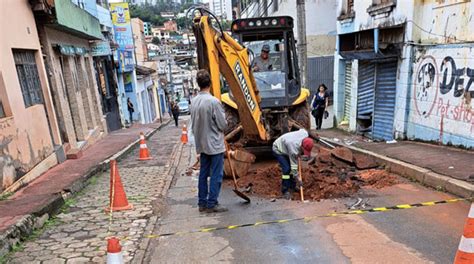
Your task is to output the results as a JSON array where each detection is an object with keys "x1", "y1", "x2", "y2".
[{"x1": 272, "y1": 129, "x2": 314, "y2": 200}]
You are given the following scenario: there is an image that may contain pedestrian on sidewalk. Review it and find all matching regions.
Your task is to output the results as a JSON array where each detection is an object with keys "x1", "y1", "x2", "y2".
[
  {"x1": 311, "y1": 84, "x2": 329, "y2": 130},
  {"x1": 171, "y1": 101, "x2": 180, "y2": 127},
  {"x1": 272, "y1": 129, "x2": 314, "y2": 200},
  {"x1": 191, "y1": 69, "x2": 228, "y2": 213},
  {"x1": 127, "y1": 98, "x2": 134, "y2": 125}
]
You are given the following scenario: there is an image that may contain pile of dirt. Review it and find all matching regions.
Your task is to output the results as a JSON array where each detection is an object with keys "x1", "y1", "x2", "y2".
[
  {"x1": 237, "y1": 161, "x2": 282, "y2": 198},
  {"x1": 357, "y1": 169, "x2": 399, "y2": 189},
  {"x1": 233, "y1": 146, "x2": 398, "y2": 201}
]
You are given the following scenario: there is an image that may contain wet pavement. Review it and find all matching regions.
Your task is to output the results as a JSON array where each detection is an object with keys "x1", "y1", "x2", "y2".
[
  {"x1": 6, "y1": 119, "x2": 182, "y2": 263},
  {"x1": 318, "y1": 129, "x2": 474, "y2": 182},
  {"x1": 4, "y1": 116, "x2": 470, "y2": 263},
  {"x1": 145, "y1": 120, "x2": 469, "y2": 263}
]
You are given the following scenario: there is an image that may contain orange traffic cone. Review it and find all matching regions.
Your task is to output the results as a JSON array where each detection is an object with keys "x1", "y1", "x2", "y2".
[
  {"x1": 138, "y1": 132, "x2": 152, "y2": 160},
  {"x1": 454, "y1": 203, "x2": 474, "y2": 263},
  {"x1": 106, "y1": 160, "x2": 132, "y2": 212},
  {"x1": 181, "y1": 124, "x2": 188, "y2": 144},
  {"x1": 106, "y1": 237, "x2": 123, "y2": 263}
]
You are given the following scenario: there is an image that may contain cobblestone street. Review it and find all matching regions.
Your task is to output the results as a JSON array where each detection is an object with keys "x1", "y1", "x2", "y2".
[{"x1": 7, "y1": 120, "x2": 188, "y2": 263}]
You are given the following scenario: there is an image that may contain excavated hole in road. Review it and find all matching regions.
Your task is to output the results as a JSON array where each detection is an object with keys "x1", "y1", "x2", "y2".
[{"x1": 226, "y1": 146, "x2": 398, "y2": 201}]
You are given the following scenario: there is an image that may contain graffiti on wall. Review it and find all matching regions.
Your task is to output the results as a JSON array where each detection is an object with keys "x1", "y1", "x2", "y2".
[{"x1": 414, "y1": 49, "x2": 474, "y2": 139}]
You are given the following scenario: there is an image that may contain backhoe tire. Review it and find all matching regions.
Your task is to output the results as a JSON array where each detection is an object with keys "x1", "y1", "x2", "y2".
[
  {"x1": 290, "y1": 101, "x2": 311, "y2": 130},
  {"x1": 224, "y1": 104, "x2": 240, "y2": 139}
]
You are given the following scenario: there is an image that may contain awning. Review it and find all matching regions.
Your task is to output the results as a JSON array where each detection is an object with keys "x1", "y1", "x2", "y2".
[{"x1": 136, "y1": 65, "x2": 156, "y2": 75}]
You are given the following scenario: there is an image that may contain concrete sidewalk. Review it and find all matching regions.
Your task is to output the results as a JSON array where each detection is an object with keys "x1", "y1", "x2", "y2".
[
  {"x1": 0, "y1": 119, "x2": 170, "y2": 256},
  {"x1": 317, "y1": 129, "x2": 474, "y2": 198}
]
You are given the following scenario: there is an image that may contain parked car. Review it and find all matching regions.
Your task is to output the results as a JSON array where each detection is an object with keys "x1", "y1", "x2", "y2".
[{"x1": 178, "y1": 100, "x2": 190, "y2": 115}]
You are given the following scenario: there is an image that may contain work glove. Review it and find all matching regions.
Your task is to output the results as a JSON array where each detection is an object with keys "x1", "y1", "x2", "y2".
[{"x1": 294, "y1": 176, "x2": 303, "y2": 188}]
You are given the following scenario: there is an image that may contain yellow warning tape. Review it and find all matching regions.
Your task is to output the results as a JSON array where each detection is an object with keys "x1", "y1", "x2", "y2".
[{"x1": 123, "y1": 197, "x2": 470, "y2": 240}]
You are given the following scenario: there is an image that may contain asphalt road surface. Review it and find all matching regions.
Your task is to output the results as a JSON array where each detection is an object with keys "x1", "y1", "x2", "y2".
[{"x1": 144, "y1": 117, "x2": 469, "y2": 263}]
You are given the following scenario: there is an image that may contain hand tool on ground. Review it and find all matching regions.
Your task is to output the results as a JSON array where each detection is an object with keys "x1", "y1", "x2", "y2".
[
  {"x1": 225, "y1": 142, "x2": 251, "y2": 203},
  {"x1": 298, "y1": 157, "x2": 305, "y2": 202},
  {"x1": 318, "y1": 137, "x2": 336, "y2": 149},
  {"x1": 191, "y1": 157, "x2": 200, "y2": 170}
]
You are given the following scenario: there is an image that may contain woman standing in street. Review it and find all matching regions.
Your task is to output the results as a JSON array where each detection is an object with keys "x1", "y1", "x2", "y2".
[
  {"x1": 171, "y1": 101, "x2": 180, "y2": 127},
  {"x1": 127, "y1": 98, "x2": 134, "y2": 125},
  {"x1": 311, "y1": 84, "x2": 329, "y2": 130}
]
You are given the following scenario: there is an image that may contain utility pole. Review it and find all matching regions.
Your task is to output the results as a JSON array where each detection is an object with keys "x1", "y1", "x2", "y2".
[{"x1": 296, "y1": 0, "x2": 307, "y2": 89}]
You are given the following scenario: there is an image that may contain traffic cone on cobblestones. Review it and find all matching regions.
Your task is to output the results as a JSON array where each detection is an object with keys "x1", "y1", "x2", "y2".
[
  {"x1": 138, "y1": 132, "x2": 152, "y2": 160},
  {"x1": 454, "y1": 203, "x2": 474, "y2": 263},
  {"x1": 106, "y1": 237, "x2": 123, "y2": 264},
  {"x1": 181, "y1": 124, "x2": 188, "y2": 144},
  {"x1": 106, "y1": 160, "x2": 132, "y2": 212}
]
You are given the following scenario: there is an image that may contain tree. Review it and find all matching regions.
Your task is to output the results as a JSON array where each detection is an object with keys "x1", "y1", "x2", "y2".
[
  {"x1": 152, "y1": 37, "x2": 161, "y2": 45},
  {"x1": 176, "y1": 17, "x2": 188, "y2": 30},
  {"x1": 129, "y1": 3, "x2": 173, "y2": 26}
]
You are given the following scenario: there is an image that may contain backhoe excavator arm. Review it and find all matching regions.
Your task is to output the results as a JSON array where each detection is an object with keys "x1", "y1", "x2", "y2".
[{"x1": 192, "y1": 14, "x2": 269, "y2": 142}]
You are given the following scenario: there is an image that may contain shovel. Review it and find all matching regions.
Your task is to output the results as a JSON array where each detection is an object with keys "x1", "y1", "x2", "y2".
[
  {"x1": 225, "y1": 142, "x2": 251, "y2": 203},
  {"x1": 298, "y1": 157, "x2": 305, "y2": 202}
]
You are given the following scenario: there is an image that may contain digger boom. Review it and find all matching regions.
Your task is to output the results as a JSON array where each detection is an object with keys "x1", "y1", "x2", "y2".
[{"x1": 193, "y1": 15, "x2": 269, "y2": 142}]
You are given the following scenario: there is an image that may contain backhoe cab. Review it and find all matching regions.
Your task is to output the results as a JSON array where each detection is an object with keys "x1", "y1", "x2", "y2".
[
  {"x1": 230, "y1": 16, "x2": 305, "y2": 109},
  {"x1": 222, "y1": 16, "x2": 310, "y2": 141},
  {"x1": 191, "y1": 8, "x2": 310, "y2": 145}
]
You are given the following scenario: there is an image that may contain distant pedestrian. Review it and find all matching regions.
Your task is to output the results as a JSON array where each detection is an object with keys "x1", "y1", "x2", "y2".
[
  {"x1": 191, "y1": 69, "x2": 228, "y2": 213},
  {"x1": 171, "y1": 101, "x2": 180, "y2": 127},
  {"x1": 127, "y1": 98, "x2": 134, "y2": 125},
  {"x1": 311, "y1": 84, "x2": 329, "y2": 130},
  {"x1": 167, "y1": 101, "x2": 173, "y2": 118}
]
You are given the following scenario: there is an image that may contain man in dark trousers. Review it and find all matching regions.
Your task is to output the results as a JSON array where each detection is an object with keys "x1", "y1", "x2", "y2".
[
  {"x1": 190, "y1": 69, "x2": 228, "y2": 213},
  {"x1": 272, "y1": 129, "x2": 314, "y2": 200}
]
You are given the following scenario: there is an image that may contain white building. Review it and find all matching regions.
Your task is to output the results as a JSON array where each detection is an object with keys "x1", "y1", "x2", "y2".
[
  {"x1": 209, "y1": 0, "x2": 232, "y2": 20},
  {"x1": 333, "y1": 0, "x2": 474, "y2": 148}
]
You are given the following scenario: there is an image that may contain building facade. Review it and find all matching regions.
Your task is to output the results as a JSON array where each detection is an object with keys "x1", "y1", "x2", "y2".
[
  {"x1": 131, "y1": 18, "x2": 149, "y2": 63},
  {"x1": 0, "y1": 0, "x2": 63, "y2": 192},
  {"x1": 333, "y1": 0, "x2": 473, "y2": 148},
  {"x1": 92, "y1": 0, "x2": 123, "y2": 132},
  {"x1": 33, "y1": 0, "x2": 107, "y2": 157},
  {"x1": 110, "y1": 2, "x2": 140, "y2": 126}
]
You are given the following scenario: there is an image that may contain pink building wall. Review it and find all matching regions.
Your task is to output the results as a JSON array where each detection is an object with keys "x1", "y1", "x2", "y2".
[{"x1": 0, "y1": 0, "x2": 61, "y2": 191}]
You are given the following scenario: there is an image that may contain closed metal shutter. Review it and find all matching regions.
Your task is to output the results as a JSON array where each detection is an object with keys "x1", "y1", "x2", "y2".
[
  {"x1": 343, "y1": 61, "x2": 352, "y2": 121},
  {"x1": 373, "y1": 60, "x2": 397, "y2": 140},
  {"x1": 307, "y1": 56, "x2": 334, "y2": 96},
  {"x1": 357, "y1": 62, "x2": 375, "y2": 116}
]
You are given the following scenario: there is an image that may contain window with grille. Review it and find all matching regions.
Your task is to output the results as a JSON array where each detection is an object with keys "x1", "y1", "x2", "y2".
[
  {"x1": 373, "y1": 0, "x2": 391, "y2": 4},
  {"x1": 13, "y1": 50, "x2": 44, "y2": 108},
  {"x1": 0, "y1": 71, "x2": 6, "y2": 118},
  {"x1": 0, "y1": 100, "x2": 5, "y2": 118},
  {"x1": 348, "y1": 0, "x2": 354, "y2": 12}
]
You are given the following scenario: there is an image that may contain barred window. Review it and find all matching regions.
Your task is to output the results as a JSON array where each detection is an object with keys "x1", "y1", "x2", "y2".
[
  {"x1": 0, "y1": 71, "x2": 8, "y2": 118},
  {"x1": 0, "y1": 100, "x2": 5, "y2": 118},
  {"x1": 348, "y1": 0, "x2": 354, "y2": 12},
  {"x1": 13, "y1": 50, "x2": 44, "y2": 108}
]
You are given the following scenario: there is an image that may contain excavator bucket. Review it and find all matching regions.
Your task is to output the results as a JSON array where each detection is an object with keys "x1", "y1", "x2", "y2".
[{"x1": 224, "y1": 149, "x2": 256, "y2": 179}]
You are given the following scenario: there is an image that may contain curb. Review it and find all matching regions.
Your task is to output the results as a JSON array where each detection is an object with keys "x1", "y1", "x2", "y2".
[
  {"x1": 0, "y1": 120, "x2": 171, "y2": 258},
  {"x1": 321, "y1": 137, "x2": 474, "y2": 198},
  {"x1": 131, "y1": 142, "x2": 185, "y2": 264}
]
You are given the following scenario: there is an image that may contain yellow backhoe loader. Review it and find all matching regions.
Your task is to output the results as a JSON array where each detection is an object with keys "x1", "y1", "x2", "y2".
[{"x1": 190, "y1": 8, "x2": 312, "y2": 176}]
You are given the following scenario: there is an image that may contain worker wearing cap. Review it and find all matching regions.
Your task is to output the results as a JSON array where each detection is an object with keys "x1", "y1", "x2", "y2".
[
  {"x1": 253, "y1": 44, "x2": 272, "y2": 72},
  {"x1": 272, "y1": 129, "x2": 314, "y2": 200}
]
